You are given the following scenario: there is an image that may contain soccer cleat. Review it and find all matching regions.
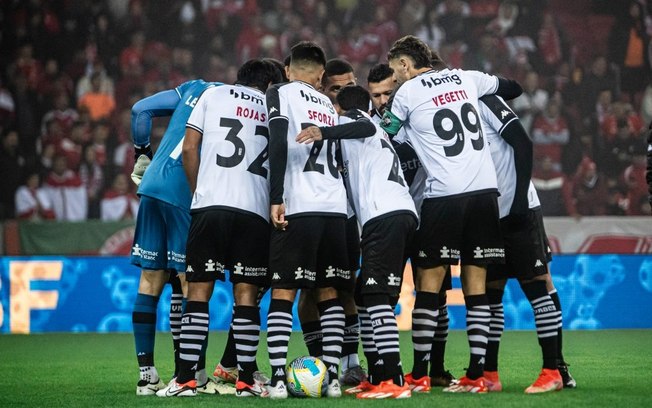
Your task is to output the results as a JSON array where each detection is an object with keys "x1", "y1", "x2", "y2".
[
  {"x1": 236, "y1": 379, "x2": 270, "y2": 397},
  {"x1": 525, "y1": 368, "x2": 563, "y2": 394},
  {"x1": 430, "y1": 370, "x2": 456, "y2": 387},
  {"x1": 405, "y1": 373, "x2": 431, "y2": 392},
  {"x1": 484, "y1": 371, "x2": 502, "y2": 392},
  {"x1": 136, "y1": 378, "x2": 165, "y2": 395},
  {"x1": 356, "y1": 379, "x2": 411, "y2": 399},
  {"x1": 253, "y1": 371, "x2": 271, "y2": 385},
  {"x1": 443, "y1": 376, "x2": 488, "y2": 393},
  {"x1": 558, "y1": 362, "x2": 577, "y2": 388},
  {"x1": 344, "y1": 380, "x2": 374, "y2": 394},
  {"x1": 339, "y1": 365, "x2": 368, "y2": 386},
  {"x1": 214, "y1": 363, "x2": 238, "y2": 384},
  {"x1": 197, "y1": 378, "x2": 236, "y2": 395},
  {"x1": 266, "y1": 380, "x2": 288, "y2": 399},
  {"x1": 327, "y1": 379, "x2": 342, "y2": 397},
  {"x1": 156, "y1": 379, "x2": 197, "y2": 397}
]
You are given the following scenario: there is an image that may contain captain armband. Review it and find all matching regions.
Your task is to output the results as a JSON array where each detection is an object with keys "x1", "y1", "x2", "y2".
[{"x1": 380, "y1": 110, "x2": 404, "y2": 136}]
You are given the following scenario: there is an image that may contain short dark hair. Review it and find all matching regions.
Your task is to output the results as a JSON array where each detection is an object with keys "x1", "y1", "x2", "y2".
[
  {"x1": 367, "y1": 63, "x2": 394, "y2": 84},
  {"x1": 336, "y1": 85, "x2": 370, "y2": 112},
  {"x1": 387, "y1": 35, "x2": 432, "y2": 69},
  {"x1": 430, "y1": 49, "x2": 448, "y2": 71},
  {"x1": 324, "y1": 58, "x2": 354, "y2": 78},
  {"x1": 263, "y1": 57, "x2": 288, "y2": 82},
  {"x1": 236, "y1": 59, "x2": 283, "y2": 92},
  {"x1": 290, "y1": 41, "x2": 326, "y2": 67}
]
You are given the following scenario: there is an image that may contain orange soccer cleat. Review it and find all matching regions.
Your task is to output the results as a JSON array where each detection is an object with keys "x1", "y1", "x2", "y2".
[
  {"x1": 443, "y1": 376, "x2": 489, "y2": 393},
  {"x1": 404, "y1": 372, "x2": 431, "y2": 392},
  {"x1": 356, "y1": 380, "x2": 411, "y2": 399},
  {"x1": 483, "y1": 371, "x2": 503, "y2": 392},
  {"x1": 344, "y1": 380, "x2": 374, "y2": 394},
  {"x1": 525, "y1": 368, "x2": 563, "y2": 394}
]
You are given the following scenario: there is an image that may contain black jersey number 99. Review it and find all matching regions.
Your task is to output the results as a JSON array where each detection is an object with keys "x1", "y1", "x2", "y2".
[
  {"x1": 216, "y1": 117, "x2": 269, "y2": 178},
  {"x1": 432, "y1": 102, "x2": 484, "y2": 157}
]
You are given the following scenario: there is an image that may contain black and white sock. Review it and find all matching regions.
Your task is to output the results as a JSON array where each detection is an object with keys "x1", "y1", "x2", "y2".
[
  {"x1": 484, "y1": 289, "x2": 504, "y2": 372},
  {"x1": 268, "y1": 299, "x2": 294, "y2": 384},
  {"x1": 177, "y1": 301, "x2": 209, "y2": 384},
  {"x1": 301, "y1": 320, "x2": 322, "y2": 357},
  {"x1": 464, "y1": 294, "x2": 490, "y2": 380},
  {"x1": 318, "y1": 298, "x2": 345, "y2": 382},
  {"x1": 411, "y1": 291, "x2": 439, "y2": 379},
  {"x1": 548, "y1": 289, "x2": 565, "y2": 364},
  {"x1": 341, "y1": 314, "x2": 360, "y2": 371},
  {"x1": 366, "y1": 294, "x2": 403, "y2": 386},
  {"x1": 357, "y1": 304, "x2": 381, "y2": 384},
  {"x1": 169, "y1": 275, "x2": 183, "y2": 377},
  {"x1": 523, "y1": 281, "x2": 559, "y2": 369},
  {"x1": 233, "y1": 305, "x2": 261, "y2": 384},
  {"x1": 430, "y1": 292, "x2": 449, "y2": 377}
]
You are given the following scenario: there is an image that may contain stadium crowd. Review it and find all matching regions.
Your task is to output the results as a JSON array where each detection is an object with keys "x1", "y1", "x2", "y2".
[{"x1": 0, "y1": 0, "x2": 651, "y2": 221}]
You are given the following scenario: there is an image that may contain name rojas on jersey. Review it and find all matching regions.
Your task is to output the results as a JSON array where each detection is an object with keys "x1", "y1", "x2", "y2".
[
  {"x1": 268, "y1": 81, "x2": 347, "y2": 216},
  {"x1": 478, "y1": 95, "x2": 540, "y2": 218},
  {"x1": 186, "y1": 84, "x2": 270, "y2": 221},
  {"x1": 389, "y1": 68, "x2": 500, "y2": 198},
  {"x1": 340, "y1": 110, "x2": 416, "y2": 227}
]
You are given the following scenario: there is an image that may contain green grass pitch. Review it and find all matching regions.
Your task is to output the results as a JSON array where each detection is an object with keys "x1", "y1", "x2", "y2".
[{"x1": 1, "y1": 330, "x2": 650, "y2": 407}]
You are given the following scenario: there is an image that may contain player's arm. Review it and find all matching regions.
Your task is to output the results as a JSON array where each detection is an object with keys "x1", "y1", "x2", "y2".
[
  {"x1": 495, "y1": 77, "x2": 523, "y2": 101},
  {"x1": 380, "y1": 86, "x2": 406, "y2": 136},
  {"x1": 182, "y1": 127, "x2": 202, "y2": 194},
  {"x1": 392, "y1": 140, "x2": 420, "y2": 186},
  {"x1": 646, "y1": 121, "x2": 652, "y2": 206},
  {"x1": 295, "y1": 110, "x2": 375, "y2": 143},
  {"x1": 267, "y1": 85, "x2": 289, "y2": 229}
]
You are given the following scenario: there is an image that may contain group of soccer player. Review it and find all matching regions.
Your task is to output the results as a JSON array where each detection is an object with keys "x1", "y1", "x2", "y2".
[{"x1": 129, "y1": 34, "x2": 576, "y2": 400}]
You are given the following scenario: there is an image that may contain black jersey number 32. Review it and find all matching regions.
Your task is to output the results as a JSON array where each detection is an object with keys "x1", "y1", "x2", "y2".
[
  {"x1": 433, "y1": 102, "x2": 484, "y2": 157},
  {"x1": 216, "y1": 117, "x2": 269, "y2": 178}
]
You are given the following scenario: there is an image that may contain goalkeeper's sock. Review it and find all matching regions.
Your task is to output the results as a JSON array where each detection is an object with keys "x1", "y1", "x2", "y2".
[{"x1": 133, "y1": 293, "x2": 159, "y2": 381}]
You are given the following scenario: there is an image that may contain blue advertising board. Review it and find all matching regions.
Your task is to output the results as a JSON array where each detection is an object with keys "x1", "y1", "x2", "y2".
[{"x1": 1, "y1": 255, "x2": 651, "y2": 333}]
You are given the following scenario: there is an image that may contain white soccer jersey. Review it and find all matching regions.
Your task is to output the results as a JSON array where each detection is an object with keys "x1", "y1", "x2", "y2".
[
  {"x1": 479, "y1": 95, "x2": 541, "y2": 218},
  {"x1": 340, "y1": 111, "x2": 417, "y2": 227},
  {"x1": 390, "y1": 68, "x2": 500, "y2": 198},
  {"x1": 267, "y1": 81, "x2": 346, "y2": 216},
  {"x1": 186, "y1": 84, "x2": 270, "y2": 220}
]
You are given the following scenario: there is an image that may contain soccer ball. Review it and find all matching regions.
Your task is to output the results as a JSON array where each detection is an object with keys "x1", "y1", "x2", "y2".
[{"x1": 286, "y1": 356, "x2": 328, "y2": 397}]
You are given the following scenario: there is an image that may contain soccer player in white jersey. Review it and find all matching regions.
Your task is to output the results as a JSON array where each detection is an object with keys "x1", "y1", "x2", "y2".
[
  {"x1": 298, "y1": 84, "x2": 418, "y2": 398},
  {"x1": 367, "y1": 63, "x2": 455, "y2": 391},
  {"x1": 264, "y1": 41, "x2": 374, "y2": 399},
  {"x1": 297, "y1": 58, "x2": 368, "y2": 387},
  {"x1": 156, "y1": 59, "x2": 282, "y2": 397},
  {"x1": 478, "y1": 93, "x2": 574, "y2": 393},
  {"x1": 381, "y1": 35, "x2": 522, "y2": 393}
]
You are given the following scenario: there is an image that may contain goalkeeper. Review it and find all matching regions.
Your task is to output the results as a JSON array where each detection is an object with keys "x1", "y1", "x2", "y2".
[{"x1": 129, "y1": 80, "x2": 231, "y2": 396}]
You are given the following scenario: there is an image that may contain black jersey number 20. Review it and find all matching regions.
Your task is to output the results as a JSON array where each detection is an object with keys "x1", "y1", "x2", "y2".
[
  {"x1": 432, "y1": 102, "x2": 484, "y2": 157},
  {"x1": 216, "y1": 117, "x2": 269, "y2": 178},
  {"x1": 301, "y1": 123, "x2": 339, "y2": 178}
]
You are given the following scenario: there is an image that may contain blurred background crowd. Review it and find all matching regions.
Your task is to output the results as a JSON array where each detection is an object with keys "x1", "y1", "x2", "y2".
[{"x1": 0, "y1": 0, "x2": 650, "y2": 222}]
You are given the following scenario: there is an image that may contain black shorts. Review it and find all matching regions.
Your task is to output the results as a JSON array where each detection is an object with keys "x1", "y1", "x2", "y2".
[
  {"x1": 185, "y1": 209, "x2": 270, "y2": 286},
  {"x1": 356, "y1": 211, "x2": 417, "y2": 297},
  {"x1": 404, "y1": 228, "x2": 452, "y2": 292},
  {"x1": 346, "y1": 215, "x2": 361, "y2": 273},
  {"x1": 413, "y1": 191, "x2": 505, "y2": 268},
  {"x1": 487, "y1": 208, "x2": 550, "y2": 282},
  {"x1": 269, "y1": 215, "x2": 351, "y2": 289}
]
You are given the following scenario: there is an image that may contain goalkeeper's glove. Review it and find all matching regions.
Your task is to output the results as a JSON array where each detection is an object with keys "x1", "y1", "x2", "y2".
[{"x1": 131, "y1": 144, "x2": 153, "y2": 186}]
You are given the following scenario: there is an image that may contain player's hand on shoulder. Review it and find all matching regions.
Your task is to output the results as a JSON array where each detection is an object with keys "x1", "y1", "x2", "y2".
[
  {"x1": 271, "y1": 204, "x2": 288, "y2": 231},
  {"x1": 296, "y1": 126, "x2": 322, "y2": 144}
]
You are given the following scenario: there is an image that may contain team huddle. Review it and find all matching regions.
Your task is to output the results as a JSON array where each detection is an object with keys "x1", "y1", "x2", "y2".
[{"x1": 129, "y1": 36, "x2": 576, "y2": 400}]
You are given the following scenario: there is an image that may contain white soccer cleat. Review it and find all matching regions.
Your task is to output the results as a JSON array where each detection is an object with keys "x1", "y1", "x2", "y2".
[
  {"x1": 266, "y1": 380, "x2": 288, "y2": 399},
  {"x1": 327, "y1": 379, "x2": 342, "y2": 398},
  {"x1": 197, "y1": 378, "x2": 236, "y2": 395},
  {"x1": 156, "y1": 379, "x2": 197, "y2": 397},
  {"x1": 136, "y1": 378, "x2": 165, "y2": 395}
]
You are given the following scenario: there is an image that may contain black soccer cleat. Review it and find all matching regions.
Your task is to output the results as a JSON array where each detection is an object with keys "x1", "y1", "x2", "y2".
[{"x1": 557, "y1": 362, "x2": 577, "y2": 388}]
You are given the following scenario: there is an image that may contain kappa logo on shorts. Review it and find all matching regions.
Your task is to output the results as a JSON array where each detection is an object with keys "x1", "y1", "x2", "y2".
[
  {"x1": 418, "y1": 250, "x2": 427, "y2": 258},
  {"x1": 205, "y1": 259, "x2": 216, "y2": 272},
  {"x1": 440, "y1": 246, "x2": 450, "y2": 258},
  {"x1": 186, "y1": 265, "x2": 194, "y2": 273},
  {"x1": 233, "y1": 262, "x2": 244, "y2": 275},
  {"x1": 387, "y1": 273, "x2": 400, "y2": 286},
  {"x1": 325, "y1": 266, "x2": 336, "y2": 278},
  {"x1": 535, "y1": 259, "x2": 544, "y2": 267},
  {"x1": 272, "y1": 273, "x2": 281, "y2": 280},
  {"x1": 365, "y1": 278, "x2": 378, "y2": 285}
]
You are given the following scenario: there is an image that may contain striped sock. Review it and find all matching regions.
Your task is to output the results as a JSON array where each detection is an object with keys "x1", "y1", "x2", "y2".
[
  {"x1": 548, "y1": 289, "x2": 565, "y2": 363},
  {"x1": 523, "y1": 281, "x2": 559, "y2": 369},
  {"x1": 366, "y1": 294, "x2": 403, "y2": 385},
  {"x1": 268, "y1": 299, "x2": 294, "y2": 384},
  {"x1": 233, "y1": 305, "x2": 261, "y2": 384},
  {"x1": 411, "y1": 291, "x2": 439, "y2": 379},
  {"x1": 484, "y1": 289, "x2": 504, "y2": 372},
  {"x1": 177, "y1": 301, "x2": 209, "y2": 384},
  {"x1": 318, "y1": 298, "x2": 345, "y2": 381},
  {"x1": 464, "y1": 294, "x2": 490, "y2": 380},
  {"x1": 357, "y1": 305, "x2": 382, "y2": 384},
  {"x1": 430, "y1": 299, "x2": 450, "y2": 376},
  {"x1": 169, "y1": 277, "x2": 183, "y2": 377},
  {"x1": 133, "y1": 293, "x2": 159, "y2": 381},
  {"x1": 220, "y1": 314, "x2": 238, "y2": 369},
  {"x1": 301, "y1": 320, "x2": 322, "y2": 357},
  {"x1": 341, "y1": 314, "x2": 360, "y2": 371}
]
